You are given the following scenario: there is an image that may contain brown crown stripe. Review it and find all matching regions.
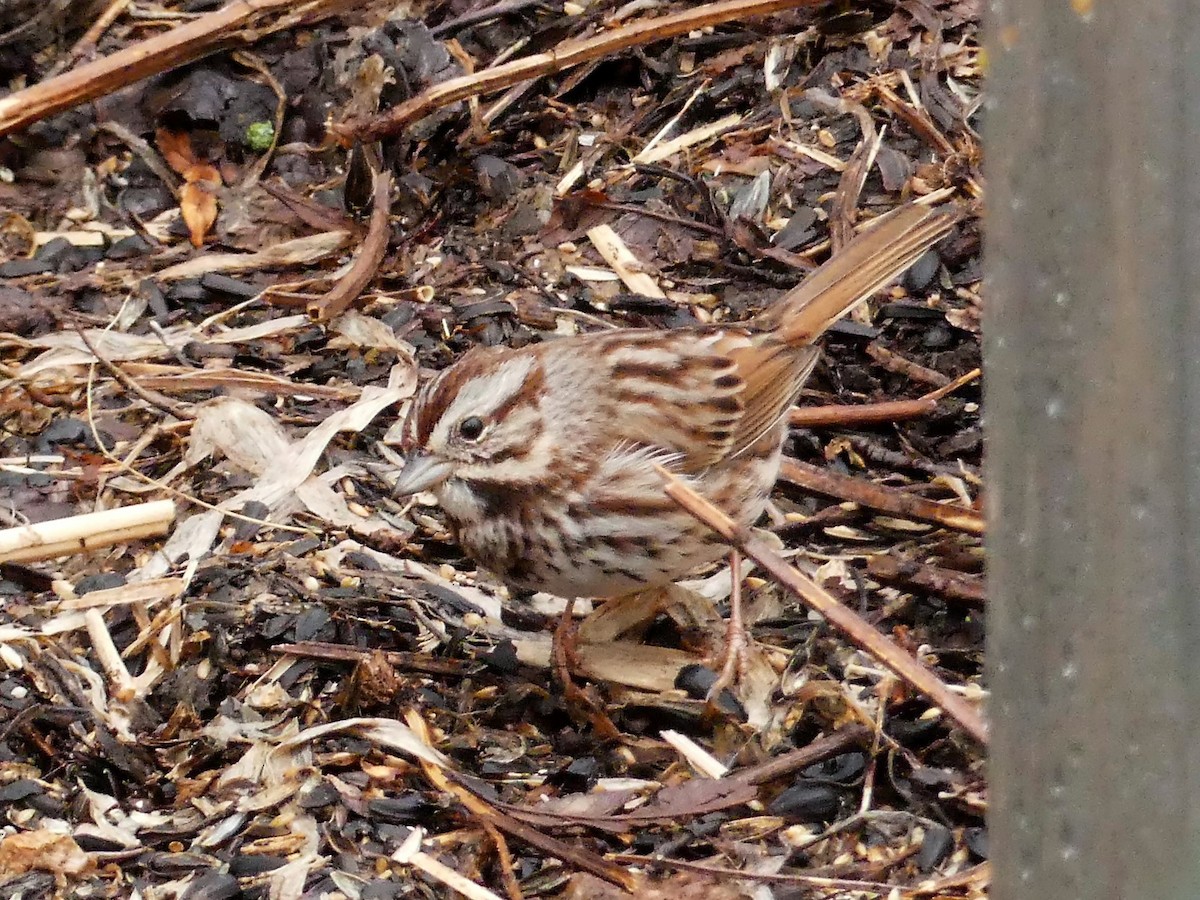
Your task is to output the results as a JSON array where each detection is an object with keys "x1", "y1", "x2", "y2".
[
  {"x1": 415, "y1": 362, "x2": 478, "y2": 443},
  {"x1": 414, "y1": 350, "x2": 546, "y2": 443}
]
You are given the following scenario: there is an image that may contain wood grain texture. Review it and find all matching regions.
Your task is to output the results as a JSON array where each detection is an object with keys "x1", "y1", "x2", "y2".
[{"x1": 986, "y1": 2, "x2": 1200, "y2": 898}]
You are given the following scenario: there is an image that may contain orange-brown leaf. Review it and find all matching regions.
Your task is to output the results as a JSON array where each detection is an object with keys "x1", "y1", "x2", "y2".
[
  {"x1": 155, "y1": 127, "x2": 197, "y2": 175},
  {"x1": 181, "y1": 162, "x2": 220, "y2": 186},
  {"x1": 180, "y1": 180, "x2": 218, "y2": 247}
]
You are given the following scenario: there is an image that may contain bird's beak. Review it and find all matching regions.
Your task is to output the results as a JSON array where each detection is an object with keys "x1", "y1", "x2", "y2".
[{"x1": 393, "y1": 452, "x2": 454, "y2": 496}]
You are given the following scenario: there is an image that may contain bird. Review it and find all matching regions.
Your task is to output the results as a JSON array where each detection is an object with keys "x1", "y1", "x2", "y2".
[{"x1": 392, "y1": 202, "x2": 959, "y2": 694}]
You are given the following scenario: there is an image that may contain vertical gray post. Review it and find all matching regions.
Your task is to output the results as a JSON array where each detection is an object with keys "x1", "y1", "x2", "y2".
[{"x1": 987, "y1": 2, "x2": 1200, "y2": 899}]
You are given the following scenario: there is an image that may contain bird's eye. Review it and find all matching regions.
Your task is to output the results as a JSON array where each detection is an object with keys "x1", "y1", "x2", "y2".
[{"x1": 458, "y1": 416, "x2": 486, "y2": 441}]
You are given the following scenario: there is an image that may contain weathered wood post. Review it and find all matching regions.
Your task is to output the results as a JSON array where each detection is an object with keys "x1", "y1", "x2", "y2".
[{"x1": 987, "y1": 3, "x2": 1200, "y2": 898}]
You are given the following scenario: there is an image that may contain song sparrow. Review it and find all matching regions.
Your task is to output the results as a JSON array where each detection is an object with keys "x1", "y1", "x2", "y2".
[{"x1": 393, "y1": 203, "x2": 958, "y2": 677}]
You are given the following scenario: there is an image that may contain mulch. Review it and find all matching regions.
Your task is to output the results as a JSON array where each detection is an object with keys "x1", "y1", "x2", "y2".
[{"x1": 0, "y1": 1, "x2": 986, "y2": 897}]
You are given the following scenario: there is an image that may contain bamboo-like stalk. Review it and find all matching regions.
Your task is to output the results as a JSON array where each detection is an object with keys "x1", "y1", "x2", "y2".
[{"x1": 0, "y1": 500, "x2": 175, "y2": 564}]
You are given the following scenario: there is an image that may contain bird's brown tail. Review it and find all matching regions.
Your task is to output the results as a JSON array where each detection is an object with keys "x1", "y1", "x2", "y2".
[{"x1": 757, "y1": 203, "x2": 962, "y2": 346}]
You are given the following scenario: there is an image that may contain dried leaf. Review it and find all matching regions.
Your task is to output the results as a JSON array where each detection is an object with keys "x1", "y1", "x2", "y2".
[
  {"x1": 155, "y1": 128, "x2": 197, "y2": 175},
  {"x1": 179, "y1": 168, "x2": 220, "y2": 247},
  {"x1": 0, "y1": 830, "x2": 94, "y2": 880}
]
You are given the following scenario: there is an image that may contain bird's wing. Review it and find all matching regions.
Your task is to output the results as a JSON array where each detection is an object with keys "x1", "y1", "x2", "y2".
[
  {"x1": 587, "y1": 330, "x2": 749, "y2": 472},
  {"x1": 724, "y1": 337, "x2": 819, "y2": 459}
]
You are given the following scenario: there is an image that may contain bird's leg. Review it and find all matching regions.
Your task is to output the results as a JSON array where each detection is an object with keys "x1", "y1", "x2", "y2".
[
  {"x1": 552, "y1": 598, "x2": 621, "y2": 739},
  {"x1": 707, "y1": 549, "x2": 748, "y2": 701},
  {"x1": 551, "y1": 598, "x2": 581, "y2": 684}
]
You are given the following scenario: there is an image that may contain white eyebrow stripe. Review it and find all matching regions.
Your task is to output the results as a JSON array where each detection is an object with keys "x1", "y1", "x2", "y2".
[{"x1": 432, "y1": 354, "x2": 537, "y2": 441}]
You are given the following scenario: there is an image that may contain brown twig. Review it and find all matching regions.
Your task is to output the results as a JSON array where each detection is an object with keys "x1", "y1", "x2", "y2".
[
  {"x1": 55, "y1": 0, "x2": 133, "y2": 72},
  {"x1": 0, "y1": 0, "x2": 358, "y2": 138},
  {"x1": 658, "y1": 468, "x2": 988, "y2": 744},
  {"x1": 407, "y1": 712, "x2": 640, "y2": 892},
  {"x1": 307, "y1": 169, "x2": 393, "y2": 322},
  {"x1": 819, "y1": 93, "x2": 880, "y2": 254},
  {"x1": 791, "y1": 396, "x2": 937, "y2": 427},
  {"x1": 231, "y1": 50, "x2": 287, "y2": 188},
  {"x1": 778, "y1": 458, "x2": 985, "y2": 535},
  {"x1": 609, "y1": 852, "x2": 964, "y2": 895},
  {"x1": 588, "y1": 201, "x2": 725, "y2": 237},
  {"x1": 332, "y1": 0, "x2": 823, "y2": 144},
  {"x1": 480, "y1": 820, "x2": 523, "y2": 900},
  {"x1": 911, "y1": 861, "x2": 991, "y2": 896},
  {"x1": 866, "y1": 554, "x2": 985, "y2": 607},
  {"x1": 496, "y1": 724, "x2": 872, "y2": 831},
  {"x1": 865, "y1": 341, "x2": 951, "y2": 388},
  {"x1": 272, "y1": 641, "x2": 479, "y2": 679},
  {"x1": 260, "y1": 180, "x2": 368, "y2": 235},
  {"x1": 789, "y1": 367, "x2": 980, "y2": 428},
  {"x1": 75, "y1": 327, "x2": 194, "y2": 421},
  {"x1": 430, "y1": 0, "x2": 544, "y2": 37},
  {"x1": 732, "y1": 723, "x2": 873, "y2": 786},
  {"x1": 96, "y1": 121, "x2": 181, "y2": 196},
  {"x1": 873, "y1": 81, "x2": 956, "y2": 157}
]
